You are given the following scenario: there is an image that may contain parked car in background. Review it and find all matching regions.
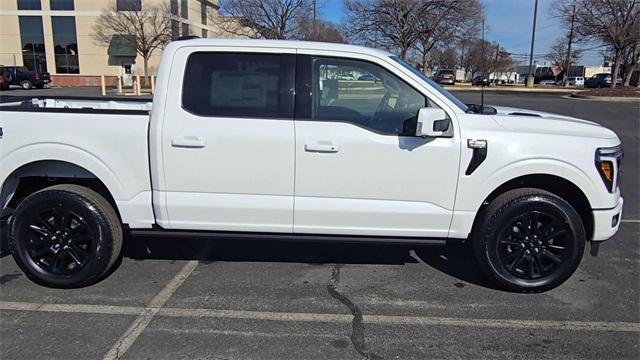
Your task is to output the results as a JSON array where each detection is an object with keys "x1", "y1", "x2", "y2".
[
  {"x1": 357, "y1": 74, "x2": 375, "y2": 81},
  {"x1": 337, "y1": 74, "x2": 355, "y2": 80},
  {"x1": 0, "y1": 66, "x2": 50, "y2": 89},
  {"x1": 584, "y1": 73, "x2": 623, "y2": 88},
  {"x1": 471, "y1": 75, "x2": 489, "y2": 86},
  {"x1": 539, "y1": 79, "x2": 558, "y2": 86},
  {"x1": 433, "y1": 69, "x2": 456, "y2": 85},
  {"x1": 566, "y1": 76, "x2": 585, "y2": 86},
  {"x1": 0, "y1": 73, "x2": 8, "y2": 90}
]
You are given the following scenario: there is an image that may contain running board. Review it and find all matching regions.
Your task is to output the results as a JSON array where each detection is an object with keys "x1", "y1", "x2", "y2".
[{"x1": 128, "y1": 229, "x2": 449, "y2": 246}]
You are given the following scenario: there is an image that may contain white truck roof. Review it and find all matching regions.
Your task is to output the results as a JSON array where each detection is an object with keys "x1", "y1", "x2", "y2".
[{"x1": 168, "y1": 38, "x2": 394, "y2": 58}]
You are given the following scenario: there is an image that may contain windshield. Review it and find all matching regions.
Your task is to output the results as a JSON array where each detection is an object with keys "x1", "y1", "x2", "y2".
[{"x1": 391, "y1": 56, "x2": 467, "y2": 112}]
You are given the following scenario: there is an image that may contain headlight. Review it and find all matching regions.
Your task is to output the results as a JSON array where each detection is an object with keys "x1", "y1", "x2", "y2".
[{"x1": 595, "y1": 146, "x2": 623, "y2": 193}]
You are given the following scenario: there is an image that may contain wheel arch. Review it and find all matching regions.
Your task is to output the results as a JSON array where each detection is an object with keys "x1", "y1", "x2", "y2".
[
  {"x1": 1, "y1": 160, "x2": 121, "y2": 221},
  {"x1": 472, "y1": 174, "x2": 594, "y2": 241}
]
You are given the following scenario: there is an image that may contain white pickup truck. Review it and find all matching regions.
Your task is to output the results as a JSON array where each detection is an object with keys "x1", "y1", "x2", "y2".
[{"x1": 0, "y1": 39, "x2": 623, "y2": 292}]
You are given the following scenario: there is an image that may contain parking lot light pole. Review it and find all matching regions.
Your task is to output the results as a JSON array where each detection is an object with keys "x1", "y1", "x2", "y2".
[{"x1": 526, "y1": 0, "x2": 538, "y2": 88}]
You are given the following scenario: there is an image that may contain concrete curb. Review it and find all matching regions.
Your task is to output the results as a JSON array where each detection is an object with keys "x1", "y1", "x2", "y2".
[
  {"x1": 445, "y1": 86, "x2": 582, "y2": 94},
  {"x1": 569, "y1": 93, "x2": 640, "y2": 102}
]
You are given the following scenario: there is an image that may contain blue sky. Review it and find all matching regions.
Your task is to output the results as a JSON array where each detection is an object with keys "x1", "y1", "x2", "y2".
[{"x1": 320, "y1": 0, "x2": 603, "y2": 66}]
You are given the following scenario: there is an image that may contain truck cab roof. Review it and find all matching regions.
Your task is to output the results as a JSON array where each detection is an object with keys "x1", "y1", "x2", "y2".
[{"x1": 166, "y1": 38, "x2": 394, "y2": 58}]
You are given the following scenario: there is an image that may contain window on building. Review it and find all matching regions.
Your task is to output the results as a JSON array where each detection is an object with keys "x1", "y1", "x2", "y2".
[
  {"x1": 50, "y1": 0, "x2": 74, "y2": 10},
  {"x1": 170, "y1": 0, "x2": 179, "y2": 39},
  {"x1": 116, "y1": 0, "x2": 141, "y2": 11},
  {"x1": 181, "y1": 0, "x2": 189, "y2": 35},
  {"x1": 52, "y1": 17, "x2": 79, "y2": 74},
  {"x1": 18, "y1": 16, "x2": 47, "y2": 72},
  {"x1": 17, "y1": 0, "x2": 41, "y2": 10},
  {"x1": 311, "y1": 57, "x2": 429, "y2": 136},
  {"x1": 200, "y1": 1, "x2": 208, "y2": 37},
  {"x1": 182, "y1": 53, "x2": 295, "y2": 119}
]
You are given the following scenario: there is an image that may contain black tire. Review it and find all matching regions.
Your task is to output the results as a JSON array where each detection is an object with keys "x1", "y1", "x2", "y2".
[
  {"x1": 472, "y1": 188, "x2": 585, "y2": 292},
  {"x1": 8, "y1": 185, "x2": 122, "y2": 288},
  {"x1": 20, "y1": 80, "x2": 32, "y2": 90},
  {"x1": 35, "y1": 84, "x2": 44, "y2": 89}
]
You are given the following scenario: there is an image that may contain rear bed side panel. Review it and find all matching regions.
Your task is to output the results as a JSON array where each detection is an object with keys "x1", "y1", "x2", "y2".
[{"x1": 0, "y1": 111, "x2": 155, "y2": 228}]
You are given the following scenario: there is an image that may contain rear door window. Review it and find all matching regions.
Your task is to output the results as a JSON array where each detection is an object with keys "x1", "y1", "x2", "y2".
[{"x1": 182, "y1": 52, "x2": 295, "y2": 119}]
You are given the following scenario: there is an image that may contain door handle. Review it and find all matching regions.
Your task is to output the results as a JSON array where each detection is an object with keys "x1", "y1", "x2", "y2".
[
  {"x1": 171, "y1": 136, "x2": 207, "y2": 148},
  {"x1": 305, "y1": 142, "x2": 339, "y2": 153}
]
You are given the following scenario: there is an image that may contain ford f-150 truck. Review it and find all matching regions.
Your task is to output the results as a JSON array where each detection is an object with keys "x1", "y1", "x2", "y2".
[{"x1": 0, "y1": 39, "x2": 623, "y2": 292}]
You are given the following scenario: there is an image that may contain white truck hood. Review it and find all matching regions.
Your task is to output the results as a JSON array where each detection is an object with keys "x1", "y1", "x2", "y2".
[{"x1": 489, "y1": 105, "x2": 618, "y2": 140}]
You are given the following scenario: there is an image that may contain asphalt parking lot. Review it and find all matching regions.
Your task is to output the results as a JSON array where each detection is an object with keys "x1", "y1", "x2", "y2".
[{"x1": 0, "y1": 90, "x2": 638, "y2": 359}]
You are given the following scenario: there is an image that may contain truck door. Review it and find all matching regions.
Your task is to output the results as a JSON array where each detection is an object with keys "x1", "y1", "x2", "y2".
[
  {"x1": 156, "y1": 49, "x2": 296, "y2": 232},
  {"x1": 293, "y1": 55, "x2": 460, "y2": 238}
]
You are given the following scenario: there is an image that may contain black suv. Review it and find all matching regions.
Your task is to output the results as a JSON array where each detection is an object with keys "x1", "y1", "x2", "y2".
[
  {"x1": 471, "y1": 75, "x2": 489, "y2": 86},
  {"x1": 0, "y1": 66, "x2": 51, "y2": 89},
  {"x1": 584, "y1": 73, "x2": 623, "y2": 88}
]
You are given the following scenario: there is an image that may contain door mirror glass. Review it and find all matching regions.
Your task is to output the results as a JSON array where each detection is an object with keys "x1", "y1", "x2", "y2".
[{"x1": 416, "y1": 107, "x2": 449, "y2": 137}]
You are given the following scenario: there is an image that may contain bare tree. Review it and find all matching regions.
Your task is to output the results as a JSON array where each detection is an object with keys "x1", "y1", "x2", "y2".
[
  {"x1": 431, "y1": 46, "x2": 457, "y2": 69},
  {"x1": 546, "y1": 37, "x2": 583, "y2": 74},
  {"x1": 93, "y1": 1, "x2": 172, "y2": 76},
  {"x1": 215, "y1": 0, "x2": 312, "y2": 39},
  {"x1": 620, "y1": 41, "x2": 640, "y2": 85},
  {"x1": 345, "y1": 0, "x2": 421, "y2": 60},
  {"x1": 413, "y1": 0, "x2": 482, "y2": 74},
  {"x1": 460, "y1": 38, "x2": 514, "y2": 78},
  {"x1": 458, "y1": 37, "x2": 475, "y2": 79},
  {"x1": 297, "y1": 15, "x2": 345, "y2": 43},
  {"x1": 556, "y1": 0, "x2": 640, "y2": 88}
]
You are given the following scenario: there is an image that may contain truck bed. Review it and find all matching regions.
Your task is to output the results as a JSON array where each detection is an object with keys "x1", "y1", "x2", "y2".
[
  {"x1": 0, "y1": 97, "x2": 154, "y2": 228},
  {"x1": 0, "y1": 96, "x2": 152, "y2": 114}
]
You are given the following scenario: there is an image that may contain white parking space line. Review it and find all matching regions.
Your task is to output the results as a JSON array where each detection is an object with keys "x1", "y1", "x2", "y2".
[
  {"x1": 2, "y1": 300, "x2": 638, "y2": 333},
  {"x1": 158, "y1": 308, "x2": 640, "y2": 333},
  {"x1": 621, "y1": 219, "x2": 640, "y2": 223},
  {"x1": 102, "y1": 260, "x2": 199, "y2": 360},
  {"x1": 0, "y1": 301, "x2": 144, "y2": 316}
]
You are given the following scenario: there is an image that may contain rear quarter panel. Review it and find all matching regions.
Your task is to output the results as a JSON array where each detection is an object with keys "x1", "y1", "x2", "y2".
[{"x1": 0, "y1": 111, "x2": 154, "y2": 228}]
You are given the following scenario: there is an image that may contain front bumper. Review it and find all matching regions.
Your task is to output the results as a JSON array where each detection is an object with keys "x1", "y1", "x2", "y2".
[{"x1": 592, "y1": 197, "x2": 624, "y2": 241}]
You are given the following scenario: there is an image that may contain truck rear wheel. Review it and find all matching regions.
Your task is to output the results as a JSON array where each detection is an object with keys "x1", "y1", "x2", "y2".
[
  {"x1": 472, "y1": 188, "x2": 585, "y2": 292},
  {"x1": 8, "y1": 185, "x2": 122, "y2": 288}
]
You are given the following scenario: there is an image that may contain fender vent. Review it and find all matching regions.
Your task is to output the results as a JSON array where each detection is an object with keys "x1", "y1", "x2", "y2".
[{"x1": 509, "y1": 112, "x2": 541, "y2": 117}]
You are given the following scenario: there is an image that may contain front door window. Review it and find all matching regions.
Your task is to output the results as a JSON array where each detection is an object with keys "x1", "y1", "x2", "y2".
[{"x1": 312, "y1": 57, "x2": 434, "y2": 136}]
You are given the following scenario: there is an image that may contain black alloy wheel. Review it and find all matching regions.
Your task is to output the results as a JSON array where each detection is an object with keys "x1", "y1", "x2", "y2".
[
  {"x1": 9, "y1": 185, "x2": 122, "y2": 288},
  {"x1": 473, "y1": 188, "x2": 585, "y2": 292},
  {"x1": 496, "y1": 210, "x2": 571, "y2": 280},
  {"x1": 20, "y1": 206, "x2": 96, "y2": 276}
]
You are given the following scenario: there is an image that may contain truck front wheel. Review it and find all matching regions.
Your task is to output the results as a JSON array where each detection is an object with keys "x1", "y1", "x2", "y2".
[
  {"x1": 8, "y1": 185, "x2": 122, "y2": 288},
  {"x1": 473, "y1": 188, "x2": 585, "y2": 292}
]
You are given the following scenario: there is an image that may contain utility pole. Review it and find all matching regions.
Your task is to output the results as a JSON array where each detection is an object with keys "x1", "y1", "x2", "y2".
[
  {"x1": 563, "y1": 4, "x2": 576, "y2": 87},
  {"x1": 495, "y1": 43, "x2": 500, "y2": 83},
  {"x1": 526, "y1": 0, "x2": 538, "y2": 88},
  {"x1": 481, "y1": 18, "x2": 485, "y2": 110},
  {"x1": 312, "y1": 0, "x2": 317, "y2": 40}
]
